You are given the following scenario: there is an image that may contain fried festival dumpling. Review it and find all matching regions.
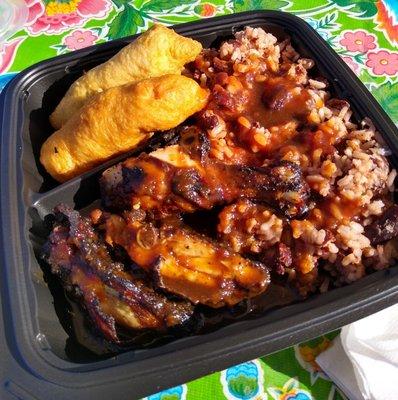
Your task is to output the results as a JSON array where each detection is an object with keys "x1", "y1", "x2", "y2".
[
  {"x1": 50, "y1": 24, "x2": 202, "y2": 128},
  {"x1": 40, "y1": 75, "x2": 209, "y2": 182}
]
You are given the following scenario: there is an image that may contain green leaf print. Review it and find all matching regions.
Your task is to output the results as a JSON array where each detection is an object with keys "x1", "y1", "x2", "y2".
[
  {"x1": 317, "y1": 11, "x2": 340, "y2": 30},
  {"x1": 141, "y1": 0, "x2": 194, "y2": 13},
  {"x1": 353, "y1": 53, "x2": 364, "y2": 64},
  {"x1": 111, "y1": 0, "x2": 129, "y2": 9},
  {"x1": 285, "y1": 377, "x2": 299, "y2": 392},
  {"x1": 331, "y1": 0, "x2": 378, "y2": 18},
  {"x1": 371, "y1": 82, "x2": 398, "y2": 123},
  {"x1": 108, "y1": 4, "x2": 145, "y2": 39},
  {"x1": 234, "y1": 0, "x2": 291, "y2": 12},
  {"x1": 228, "y1": 376, "x2": 258, "y2": 398},
  {"x1": 268, "y1": 387, "x2": 284, "y2": 398}
]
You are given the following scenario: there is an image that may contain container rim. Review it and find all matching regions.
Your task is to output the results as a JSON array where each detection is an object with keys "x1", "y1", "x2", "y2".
[{"x1": 1, "y1": 10, "x2": 398, "y2": 399}]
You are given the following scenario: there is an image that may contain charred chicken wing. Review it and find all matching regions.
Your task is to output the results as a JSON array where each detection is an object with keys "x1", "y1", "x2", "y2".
[
  {"x1": 43, "y1": 205, "x2": 193, "y2": 342},
  {"x1": 96, "y1": 210, "x2": 270, "y2": 308}
]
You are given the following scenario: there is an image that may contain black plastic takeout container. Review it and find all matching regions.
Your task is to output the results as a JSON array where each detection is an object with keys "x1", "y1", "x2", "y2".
[{"x1": 1, "y1": 10, "x2": 398, "y2": 400}]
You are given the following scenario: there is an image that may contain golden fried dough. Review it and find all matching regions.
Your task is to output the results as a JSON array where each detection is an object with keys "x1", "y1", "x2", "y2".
[
  {"x1": 40, "y1": 75, "x2": 209, "y2": 182},
  {"x1": 50, "y1": 24, "x2": 202, "y2": 129}
]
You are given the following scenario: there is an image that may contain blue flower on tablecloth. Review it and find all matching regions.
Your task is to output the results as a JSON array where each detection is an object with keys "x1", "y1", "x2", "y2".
[
  {"x1": 284, "y1": 394, "x2": 312, "y2": 400},
  {"x1": 221, "y1": 360, "x2": 265, "y2": 399},
  {"x1": 0, "y1": 72, "x2": 17, "y2": 92},
  {"x1": 305, "y1": 18, "x2": 329, "y2": 40},
  {"x1": 305, "y1": 18, "x2": 317, "y2": 30},
  {"x1": 146, "y1": 384, "x2": 186, "y2": 400}
]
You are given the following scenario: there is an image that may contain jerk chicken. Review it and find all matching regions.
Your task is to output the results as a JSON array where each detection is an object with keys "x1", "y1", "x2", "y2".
[
  {"x1": 44, "y1": 200, "x2": 271, "y2": 340},
  {"x1": 44, "y1": 204, "x2": 194, "y2": 342},
  {"x1": 101, "y1": 127, "x2": 310, "y2": 218},
  {"x1": 95, "y1": 209, "x2": 269, "y2": 307},
  {"x1": 43, "y1": 127, "x2": 305, "y2": 342}
]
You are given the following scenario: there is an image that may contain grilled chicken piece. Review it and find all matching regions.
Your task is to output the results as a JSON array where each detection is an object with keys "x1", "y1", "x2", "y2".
[
  {"x1": 43, "y1": 205, "x2": 193, "y2": 342},
  {"x1": 101, "y1": 127, "x2": 309, "y2": 217},
  {"x1": 96, "y1": 210, "x2": 270, "y2": 308}
]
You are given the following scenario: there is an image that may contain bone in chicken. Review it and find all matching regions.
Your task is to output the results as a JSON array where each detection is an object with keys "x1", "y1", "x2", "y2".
[
  {"x1": 100, "y1": 127, "x2": 310, "y2": 218},
  {"x1": 94, "y1": 209, "x2": 270, "y2": 308},
  {"x1": 43, "y1": 204, "x2": 194, "y2": 342}
]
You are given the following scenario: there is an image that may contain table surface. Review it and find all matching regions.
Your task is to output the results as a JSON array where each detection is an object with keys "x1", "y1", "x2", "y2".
[{"x1": 1, "y1": 1, "x2": 397, "y2": 399}]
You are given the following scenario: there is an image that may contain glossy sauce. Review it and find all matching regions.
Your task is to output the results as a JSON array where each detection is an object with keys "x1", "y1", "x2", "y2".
[
  {"x1": 244, "y1": 78, "x2": 310, "y2": 129},
  {"x1": 232, "y1": 78, "x2": 311, "y2": 154},
  {"x1": 308, "y1": 197, "x2": 364, "y2": 230}
]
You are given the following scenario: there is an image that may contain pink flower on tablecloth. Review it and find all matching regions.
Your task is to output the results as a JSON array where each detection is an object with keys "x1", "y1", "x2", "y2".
[
  {"x1": 24, "y1": 0, "x2": 111, "y2": 35},
  {"x1": 339, "y1": 31, "x2": 376, "y2": 53},
  {"x1": 64, "y1": 29, "x2": 98, "y2": 50},
  {"x1": 0, "y1": 37, "x2": 25, "y2": 74},
  {"x1": 341, "y1": 56, "x2": 360, "y2": 74},
  {"x1": 366, "y1": 50, "x2": 398, "y2": 75},
  {"x1": 25, "y1": 0, "x2": 45, "y2": 24}
]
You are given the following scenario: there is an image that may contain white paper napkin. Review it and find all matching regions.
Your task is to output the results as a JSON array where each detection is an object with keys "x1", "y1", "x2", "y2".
[{"x1": 316, "y1": 303, "x2": 398, "y2": 400}]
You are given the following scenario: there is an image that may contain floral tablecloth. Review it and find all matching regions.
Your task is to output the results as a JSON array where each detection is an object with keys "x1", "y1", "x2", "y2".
[{"x1": 1, "y1": 1, "x2": 397, "y2": 399}]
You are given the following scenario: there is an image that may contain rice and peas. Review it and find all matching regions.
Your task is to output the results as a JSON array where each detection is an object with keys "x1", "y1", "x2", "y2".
[{"x1": 186, "y1": 26, "x2": 398, "y2": 296}]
